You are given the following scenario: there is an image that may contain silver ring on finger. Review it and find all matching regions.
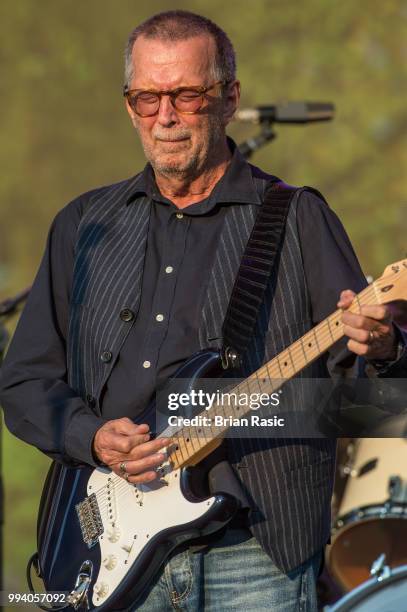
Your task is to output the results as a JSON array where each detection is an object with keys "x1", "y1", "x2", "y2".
[
  {"x1": 124, "y1": 471, "x2": 129, "y2": 481},
  {"x1": 119, "y1": 461, "x2": 127, "y2": 474},
  {"x1": 369, "y1": 331, "x2": 374, "y2": 344}
]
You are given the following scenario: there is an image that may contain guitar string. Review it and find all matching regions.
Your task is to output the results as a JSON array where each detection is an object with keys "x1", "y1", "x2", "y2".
[{"x1": 91, "y1": 277, "x2": 397, "y2": 509}]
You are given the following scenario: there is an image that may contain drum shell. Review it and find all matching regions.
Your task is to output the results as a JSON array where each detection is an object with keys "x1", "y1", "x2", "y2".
[
  {"x1": 327, "y1": 564, "x2": 407, "y2": 611},
  {"x1": 327, "y1": 438, "x2": 407, "y2": 592}
]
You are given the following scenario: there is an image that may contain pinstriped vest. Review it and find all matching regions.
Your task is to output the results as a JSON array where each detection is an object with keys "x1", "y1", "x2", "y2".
[{"x1": 67, "y1": 167, "x2": 336, "y2": 573}]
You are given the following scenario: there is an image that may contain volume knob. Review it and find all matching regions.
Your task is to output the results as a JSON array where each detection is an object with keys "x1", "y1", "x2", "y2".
[
  {"x1": 106, "y1": 526, "x2": 120, "y2": 543},
  {"x1": 94, "y1": 582, "x2": 109, "y2": 598},
  {"x1": 103, "y1": 555, "x2": 117, "y2": 570}
]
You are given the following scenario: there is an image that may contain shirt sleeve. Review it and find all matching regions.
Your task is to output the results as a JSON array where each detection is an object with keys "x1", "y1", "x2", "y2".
[
  {"x1": 296, "y1": 190, "x2": 407, "y2": 378},
  {"x1": 0, "y1": 197, "x2": 106, "y2": 467}
]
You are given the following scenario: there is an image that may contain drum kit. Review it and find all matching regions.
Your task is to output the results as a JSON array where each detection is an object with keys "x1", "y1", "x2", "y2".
[{"x1": 322, "y1": 437, "x2": 407, "y2": 611}]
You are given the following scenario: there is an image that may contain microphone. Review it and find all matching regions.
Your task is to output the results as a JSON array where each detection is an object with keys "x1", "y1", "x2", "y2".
[{"x1": 235, "y1": 102, "x2": 335, "y2": 124}]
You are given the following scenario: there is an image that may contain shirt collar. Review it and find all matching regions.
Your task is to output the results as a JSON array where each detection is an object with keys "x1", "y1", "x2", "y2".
[{"x1": 125, "y1": 138, "x2": 262, "y2": 207}]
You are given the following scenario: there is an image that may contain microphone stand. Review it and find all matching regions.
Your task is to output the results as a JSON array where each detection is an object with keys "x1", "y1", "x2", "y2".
[
  {"x1": 0, "y1": 287, "x2": 31, "y2": 608},
  {"x1": 238, "y1": 123, "x2": 276, "y2": 160}
]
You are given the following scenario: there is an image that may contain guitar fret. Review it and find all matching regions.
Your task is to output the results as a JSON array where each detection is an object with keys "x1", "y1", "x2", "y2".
[
  {"x1": 188, "y1": 427, "x2": 199, "y2": 453},
  {"x1": 326, "y1": 317, "x2": 335, "y2": 343},
  {"x1": 275, "y1": 353, "x2": 284, "y2": 377},
  {"x1": 175, "y1": 435, "x2": 187, "y2": 462},
  {"x1": 299, "y1": 336, "x2": 308, "y2": 364},
  {"x1": 312, "y1": 328, "x2": 321, "y2": 353},
  {"x1": 372, "y1": 280, "x2": 381, "y2": 304},
  {"x1": 355, "y1": 295, "x2": 362, "y2": 314},
  {"x1": 287, "y1": 346, "x2": 296, "y2": 372},
  {"x1": 256, "y1": 372, "x2": 263, "y2": 393}
]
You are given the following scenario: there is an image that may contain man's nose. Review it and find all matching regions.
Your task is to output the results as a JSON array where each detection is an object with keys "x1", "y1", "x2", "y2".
[{"x1": 156, "y1": 95, "x2": 179, "y2": 126}]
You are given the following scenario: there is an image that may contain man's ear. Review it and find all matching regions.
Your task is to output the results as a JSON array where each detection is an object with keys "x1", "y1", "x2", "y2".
[{"x1": 223, "y1": 80, "x2": 241, "y2": 126}]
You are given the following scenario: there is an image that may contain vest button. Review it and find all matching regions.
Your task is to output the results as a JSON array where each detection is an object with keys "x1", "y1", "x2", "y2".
[
  {"x1": 101, "y1": 350, "x2": 113, "y2": 363},
  {"x1": 120, "y1": 308, "x2": 134, "y2": 322},
  {"x1": 86, "y1": 394, "x2": 96, "y2": 408}
]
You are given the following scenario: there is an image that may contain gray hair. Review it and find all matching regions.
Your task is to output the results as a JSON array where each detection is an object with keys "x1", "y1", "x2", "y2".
[{"x1": 124, "y1": 10, "x2": 236, "y2": 90}]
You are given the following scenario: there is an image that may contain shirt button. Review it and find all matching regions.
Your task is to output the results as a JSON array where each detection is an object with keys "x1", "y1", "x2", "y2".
[
  {"x1": 101, "y1": 350, "x2": 113, "y2": 363},
  {"x1": 176, "y1": 212, "x2": 183, "y2": 219},
  {"x1": 120, "y1": 308, "x2": 134, "y2": 322},
  {"x1": 155, "y1": 314, "x2": 164, "y2": 322},
  {"x1": 143, "y1": 360, "x2": 151, "y2": 369},
  {"x1": 165, "y1": 266, "x2": 174, "y2": 274}
]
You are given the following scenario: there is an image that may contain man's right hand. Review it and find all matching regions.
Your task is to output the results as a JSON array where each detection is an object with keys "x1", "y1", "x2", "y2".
[{"x1": 92, "y1": 418, "x2": 169, "y2": 484}]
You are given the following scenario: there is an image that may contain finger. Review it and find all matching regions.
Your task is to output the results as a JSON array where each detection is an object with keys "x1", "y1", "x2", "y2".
[
  {"x1": 340, "y1": 301, "x2": 392, "y2": 324},
  {"x1": 127, "y1": 470, "x2": 161, "y2": 485},
  {"x1": 344, "y1": 320, "x2": 393, "y2": 341},
  {"x1": 346, "y1": 330, "x2": 397, "y2": 360},
  {"x1": 341, "y1": 310, "x2": 376, "y2": 330},
  {"x1": 346, "y1": 338, "x2": 370, "y2": 357},
  {"x1": 95, "y1": 431, "x2": 151, "y2": 465},
  {"x1": 114, "y1": 452, "x2": 166, "y2": 477},
  {"x1": 342, "y1": 309, "x2": 394, "y2": 332},
  {"x1": 103, "y1": 437, "x2": 169, "y2": 467},
  {"x1": 343, "y1": 325, "x2": 372, "y2": 344},
  {"x1": 108, "y1": 419, "x2": 150, "y2": 436},
  {"x1": 359, "y1": 304, "x2": 392, "y2": 322},
  {"x1": 337, "y1": 290, "x2": 355, "y2": 309},
  {"x1": 127, "y1": 437, "x2": 170, "y2": 460},
  {"x1": 100, "y1": 431, "x2": 151, "y2": 455}
]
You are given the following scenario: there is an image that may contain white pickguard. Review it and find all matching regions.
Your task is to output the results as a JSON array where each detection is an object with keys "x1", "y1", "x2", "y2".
[{"x1": 85, "y1": 464, "x2": 216, "y2": 607}]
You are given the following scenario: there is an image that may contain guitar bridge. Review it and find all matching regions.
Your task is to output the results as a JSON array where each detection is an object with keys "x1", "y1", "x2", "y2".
[{"x1": 76, "y1": 493, "x2": 103, "y2": 548}]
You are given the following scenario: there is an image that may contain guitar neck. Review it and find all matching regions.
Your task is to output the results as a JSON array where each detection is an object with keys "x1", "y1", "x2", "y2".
[{"x1": 165, "y1": 279, "x2": 387, "y2": 469}]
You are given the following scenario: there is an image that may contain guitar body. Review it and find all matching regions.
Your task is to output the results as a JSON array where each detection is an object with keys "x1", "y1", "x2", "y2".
[{"x1": 36, "y1": 350, "x2": 239, "y2": 610}]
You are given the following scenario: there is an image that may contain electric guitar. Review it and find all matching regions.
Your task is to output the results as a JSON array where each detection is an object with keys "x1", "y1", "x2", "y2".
[{"x1": 32, "y1": 260, "x2": 407, "y2": 610}]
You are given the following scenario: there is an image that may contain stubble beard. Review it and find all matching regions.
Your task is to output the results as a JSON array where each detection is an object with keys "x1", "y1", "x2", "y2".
[{"x1": 139, "y1": 115, "x2": 225, "y2": 181}]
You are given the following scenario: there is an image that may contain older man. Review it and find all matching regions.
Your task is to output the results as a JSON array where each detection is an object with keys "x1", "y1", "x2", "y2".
[{"x1": 1, "y1": 10, "x2": 406, "y2": 612}]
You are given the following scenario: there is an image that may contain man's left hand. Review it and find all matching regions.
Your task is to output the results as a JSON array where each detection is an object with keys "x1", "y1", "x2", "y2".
[{"x1": 338, "y1": 289, "x2": 398, "y2": 361}]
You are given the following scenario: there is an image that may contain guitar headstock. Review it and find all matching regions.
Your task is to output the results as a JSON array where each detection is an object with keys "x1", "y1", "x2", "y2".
[
  {"x1": 381, "y1": 259, "x2": 407, "y2": 278},
  {"x1": 374, "y1": 259, "x2": 407, "y2": 304}
]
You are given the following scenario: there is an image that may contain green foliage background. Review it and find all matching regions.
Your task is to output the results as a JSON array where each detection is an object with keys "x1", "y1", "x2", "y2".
[{"x1": 0, "y1": 0, "x2": 406, "y2": 598}]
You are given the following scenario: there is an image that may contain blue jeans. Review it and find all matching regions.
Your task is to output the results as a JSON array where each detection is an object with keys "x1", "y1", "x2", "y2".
[{"x1": 133, "y1": 528, "x2": 321, "y2": 611}]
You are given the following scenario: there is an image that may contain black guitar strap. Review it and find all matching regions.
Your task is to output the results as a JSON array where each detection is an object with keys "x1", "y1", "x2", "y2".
[{"x1": 221, "y1": 181, "x2": 298, "y2": 368}]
